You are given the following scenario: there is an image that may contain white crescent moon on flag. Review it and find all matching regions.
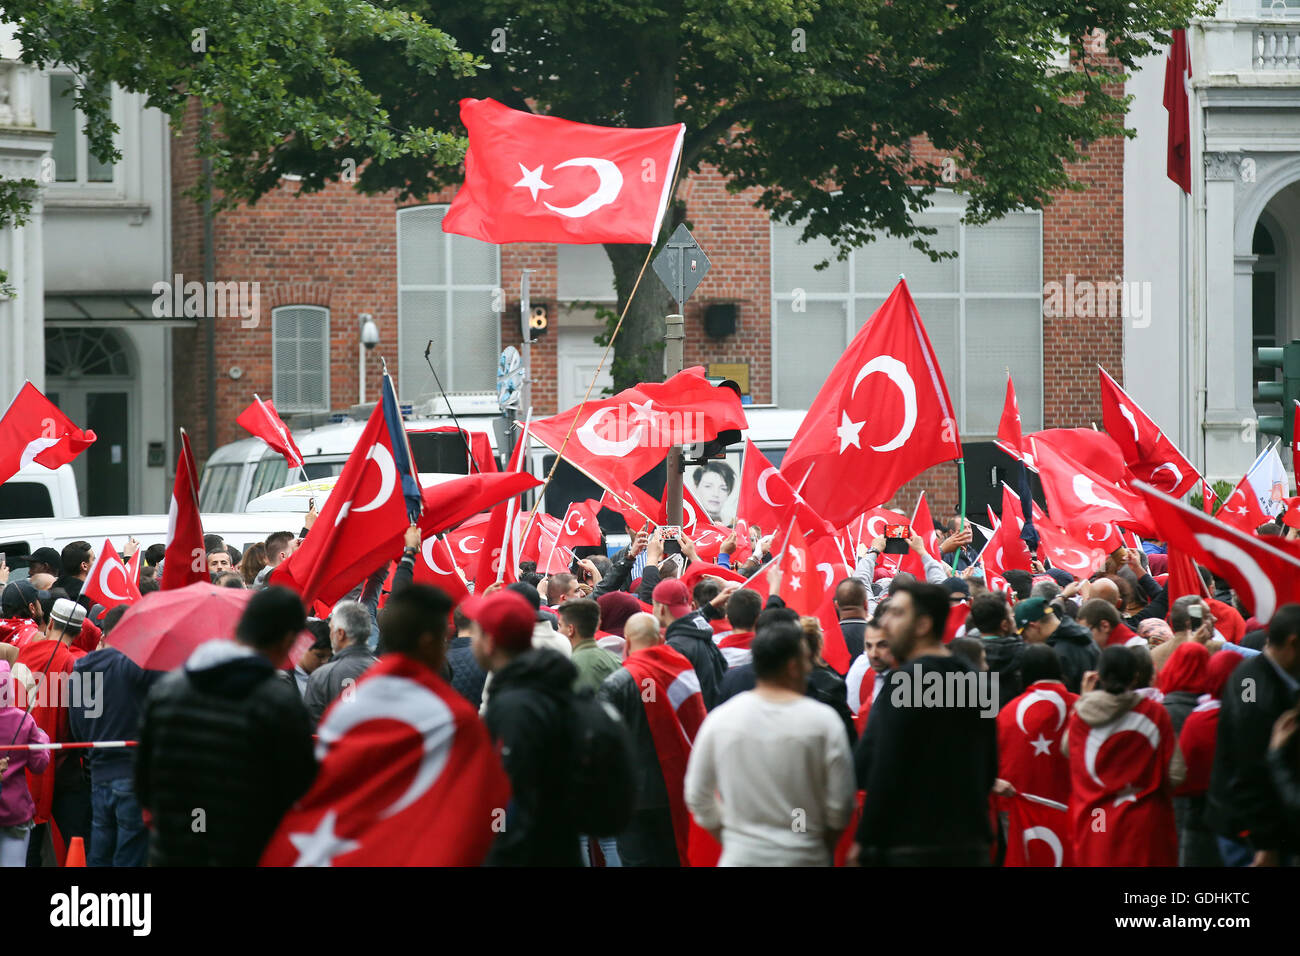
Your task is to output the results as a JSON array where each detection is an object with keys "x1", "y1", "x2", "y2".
[
  {"x1": 1060, "y1": 548, "x2": 1089, "y2": 570},
  {"x1": 563, "y1": 510, "x2": 583, "y2": 537},
  {"x1": 1192, "y1": 532, "x2": 1279, "y2": 621},
  {"x1": 1118, "y1": 403, "x2": 1141, "y2": 444},
  {"x1": 99, "y1": 561, "x2": 128, "y2": 602},
  {"x1": 1150, "y1": 462, "x2": 1182, "y2": 491},
  {"x1": 353, "y1": 445, "x2": 396, "y2": 514},
  {"x1": 850, "y1": 356, "x2": 917, "y2": 453},
  {"x1": 543, "y1": 157, "x2": 624, "y2": 218},
  {"x1": 1085, "y1": 709, "x2": 1160, "y2": 787},
  {"x1": 817, "y1": 562, "x2": 835, "y2": 590},
  {"x1": 458, "y1": 535, "x2": 482, "y2": 555},
  {"x1": 682, "y1": 500, "x2": 697, "y2": 532},
  {"x1": 1016, "y1": 688, "x2": 1067, "y2": 734},
  {"x1": 19, "y1": 437, "x2": 60, "y2": 470},
  {"x1": 422, "y1": 536, "x2": 455, "y2": 577},
  {"x1": 756, "y1": 467, "x2": 786, "y2": 508},
  {"x1": 1022, "y1": 826, "x2": 1064, "y2": 868},
  {"x1": 866, "y1": 515, "x2": 888, "y2": 539},
  {"x1": 576, "y1": 407, "x2": 642, "y2": 458},
  {"x1": 317, "y1": 675, "x2": 454, "y2": 819},
  {"x1": 1072, "y1": 474, "x2": 1122, "y2": 512}
]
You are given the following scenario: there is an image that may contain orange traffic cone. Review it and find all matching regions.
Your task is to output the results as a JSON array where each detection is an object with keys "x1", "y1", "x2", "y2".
[{"x1": 64, "y1": 836, "x2": 86, "y2": 867}]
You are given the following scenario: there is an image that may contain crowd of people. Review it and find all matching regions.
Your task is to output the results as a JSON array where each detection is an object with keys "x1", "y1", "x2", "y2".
[{"x1": 0, "y1": 502, "x2": 1298, "y2": 868}]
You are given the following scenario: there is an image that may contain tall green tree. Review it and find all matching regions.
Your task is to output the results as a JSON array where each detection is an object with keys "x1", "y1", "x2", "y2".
[{"x1": 8, "y1": 0, "x2": 1210, "y2": 388}]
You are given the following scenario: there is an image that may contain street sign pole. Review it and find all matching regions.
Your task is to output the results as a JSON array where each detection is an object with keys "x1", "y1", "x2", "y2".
[
  {"x1": 519, "y1": 270, "x2": 533, "y2": 420},
  {"x1": 652, "y1": 224, "x2": 712, "y2": 535}
]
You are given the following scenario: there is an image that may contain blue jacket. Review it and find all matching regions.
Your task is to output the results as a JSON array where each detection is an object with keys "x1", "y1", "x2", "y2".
[{"x1": 68, "y1": 647, "x2": 161, "y2": 783}]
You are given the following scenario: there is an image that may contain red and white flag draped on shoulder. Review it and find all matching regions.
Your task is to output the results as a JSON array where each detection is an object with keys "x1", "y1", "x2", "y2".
[
  {"x1": 622, "y1": 643, "x2": 706, "y2": 865},
  {"x1": 161, "y1": 430, "x2": 207, "y2": 591},
  {"x1": 529, "y1": 367, "x2": 748, "y2": 496},
  {"x1": 997, "y1": 680, "x2": 1078, "y2": 867},
  {"x1": 261, "y1": 654, "x2": 510, "y2": 866},
  {"x1": 441, "y1": 98, "x2": 685, "y2": 245},
  {"x1": 780, "y1": 280, "x2": 962, "y2": 529},
  {"x1": 0, "y1": 382, "x2": 96, "y2": 487}
]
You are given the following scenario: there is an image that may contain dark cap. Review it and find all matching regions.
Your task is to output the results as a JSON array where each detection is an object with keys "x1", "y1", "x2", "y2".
[
  {"x1": 506, "y1": 581, "x2": 547, "y2": 621},
  {"x1": 1014, "y1": 597, "x2": 1055, "y2": 632},
  {"x1": 18, "y1": 547, "x2": 61, "y2": 569},
  {"x1": 2, "y1": 580, "x2": 51, "y2": 617},
  {"x1": 940, "y1": 577, "x2": 971, "y2": 598}
]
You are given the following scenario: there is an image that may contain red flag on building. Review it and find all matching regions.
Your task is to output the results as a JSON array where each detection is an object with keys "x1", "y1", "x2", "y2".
[
  {"x1": 236, "y1": 394, "x2": 305, "y2": 470},
  {"x1": 0, "y1": 382, "x2": 96, "y2": 488},
  {"x1": 442, "y1": 98, "x2": 685, "y2": 245},
  {"x1": 1098, "y1": 367, "x2": 1199, "y2": 497},
  {"x1": 1163, "y1": 29, "x2": 1193, "y2": 194},
  {"x1": 261, "y1": 654, "x2": 511, "y2": 866},
  {"x1": 780, "y1": 280, "x2": 962, "y2": 528},
  {"x1": 161, "y1": 429, "x2": 208, "y2": 591},
  {"x1": 82, "y1": 539, "x2": 142, "y2": 610}
]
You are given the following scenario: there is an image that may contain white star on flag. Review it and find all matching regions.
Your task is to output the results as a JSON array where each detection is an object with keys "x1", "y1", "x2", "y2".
[
  {"x1": 289, "y1": 809, "x2": 360, "y2": 867},
  {"x1": 1112, "y1": 783, "x2": 1140, "y2": 807},
  {"x1": 1030, "y1": 734, "x2": 1052, "y2": 756},
  {"x1": 836, "y1": 410, "x2": 865, "y2": 453},
  {"x1": 513, "y1": 163, "x2": 553, "y2": 202}
]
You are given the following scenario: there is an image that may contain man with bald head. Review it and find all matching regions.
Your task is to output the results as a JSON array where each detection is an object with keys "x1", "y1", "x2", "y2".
[
  {"x1": 834, "y1": 578, "x2": 871, "y2": 664},
  {"x1": 1086, "y1": 576, "x2": 1142, "y2": 645},
  {"x1": 599, "y1": 611, "x2": 705, "y2": 867}
]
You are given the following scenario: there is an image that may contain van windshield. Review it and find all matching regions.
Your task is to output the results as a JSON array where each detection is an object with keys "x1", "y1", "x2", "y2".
[
  {"x1": 199, "y1": 464, "x2": 243, "y2": 512},
  {"x1": 0, "y1": 483, "x2": 54, "y2": 519}
]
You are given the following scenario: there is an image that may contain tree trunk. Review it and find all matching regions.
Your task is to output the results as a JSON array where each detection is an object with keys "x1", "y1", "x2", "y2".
[{"x1": 603, "y1": 240, "x2": 676, "y2": 390}]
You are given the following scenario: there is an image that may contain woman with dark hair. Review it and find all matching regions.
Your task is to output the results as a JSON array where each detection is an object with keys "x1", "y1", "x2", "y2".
[
  {"x1": 239, "y1": 542, "x2": 268, "y2": 587},
  {"x1": 1176, "y1": 650, "x2": 1241, "y2": 866},
  {"x1": 1065, "y1": 645, "x2": 1182, "y2": 866},
  {"x1": 690, "y1": 461, "x2": 736, "y2": 523}
]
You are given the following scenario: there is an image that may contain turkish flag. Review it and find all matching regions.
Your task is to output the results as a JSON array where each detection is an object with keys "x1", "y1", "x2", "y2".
[
  {"x1": 1066, "y1": 694, "x2": 1178, "y2": 866},
  {"x1": 530, "y1": 367, "x2": 747, "y2": 495},
  {"x1": 411, "y1": 535, "x2": 471, "y2": 605},
  {"x1": 1281, "y1": 496, "x2": 1300, "y2": 531},
  {"x1": 1201, "y1": 478, "x2": 1219, "y2": 515},
  {"x1": 599, "y1": 487, "x2": 664, "y2": 531},
  {"x1": 623, "y1": 644, "x2": 706, "y2": 864},
  {"x1": 161, "y1": 429, "x2": 208, "y2": 591},
  {"x1": 443, "y1": 514, "x2": 491, "y2": 573},
  {"x1": 1036, "y1": 521, "x2": 1105, "y2": 580},
  {"x1": 1098, "y1": 367, "x2": 1198, "y2": 497},
  {"x1": 0, "y1": 382, "x2": 96, "y2": 487},
  {"x1": 236, "y1": 394, "x2": 304, "y2": 470},
  {"x1": 1027, "y1": 428, "x2": 1130, "y2": 487},
  {"x1": 998, "y1": 681, "x2": 1077, "y2": 806},
  {"x1": 1135, "y1": 480, "x2": 1300, "y2": 623},
  {"x1": 735, "y1": 439, "x2": 831, "y2": 541},
  {"x1": 986, "y1": 486, "x2": 1034, "y2": 573},
  {"x1": 1216, "y1": 474, "x2": 1270, "y2": 534},
  {"x1": 261, "y1": 654, "x2": 511, "y2": 866},
  {"x1": 777, "y1": 522, "x2": 822, "y2": 616},
  {"x1": 1163, "y1": 29, "x2": 1193, "y2": 194},
  {"x1": 520, "y1": 511, "x2": 573, "y2": 575},
  {"x1": 442, "y1": 98, "x2": 685, "y2": 245},
  {"x1": 82, "y1": 538, "x2": 142, "y2": 610},
  {"x1": 556, "y1": 500, "x2": 603, "y2": 549},
  {"x1": 1005, "y1": 793, "x2": 1073, "y2": 868},
  {"x1": 1033, "y1": 438, "x2": 1152, "y2": 538},
  {"x1": 125, "y1": 547, "x2": 142, "y2": 587},
  {"x1": 473, "y1": 434, "x2": 530, "y2": 589},
  {"x1": 780, "y1": 280, "x2": 962, "y2": 528},
  {"x1": 994, "y1": 372, "x2": 1025, "y2": 461}
]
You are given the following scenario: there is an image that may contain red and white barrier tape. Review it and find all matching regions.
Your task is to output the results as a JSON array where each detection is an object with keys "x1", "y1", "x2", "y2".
[{"x1": 0, "y1": 740, "x2": 137, "y2": 752}]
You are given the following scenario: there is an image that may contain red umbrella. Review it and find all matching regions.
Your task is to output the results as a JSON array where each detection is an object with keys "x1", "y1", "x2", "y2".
[{"x1": 107, "y1": 582, "x2": 253, "y2": 671}]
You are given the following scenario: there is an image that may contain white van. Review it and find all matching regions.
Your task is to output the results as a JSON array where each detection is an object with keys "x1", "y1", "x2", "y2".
[
  {"x1": 0, "y1": 463, "x2": 82, "y2": 520},
  {"x1": 0, "y1": 511, "x2": 309, "y2": 581}
]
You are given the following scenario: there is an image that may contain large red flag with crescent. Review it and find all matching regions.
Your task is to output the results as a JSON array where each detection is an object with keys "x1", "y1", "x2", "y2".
[
  {"x1": 780, "y1": 280, "x2": 962, "y2": 528},
  {"x1": 1098, "y1": 367, "x2": 1198, "y2": 497},
  {"x1": 261, "y1": 654, "x2": 510, "y2": 866},
  {"x1": 442, "y1": 98, "x2": 685, "y2": 245}
]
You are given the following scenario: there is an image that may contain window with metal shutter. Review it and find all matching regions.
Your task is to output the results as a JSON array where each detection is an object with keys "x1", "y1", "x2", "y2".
[{"x1": 272, "y1": 305, "x2": 330, "y2": 412}]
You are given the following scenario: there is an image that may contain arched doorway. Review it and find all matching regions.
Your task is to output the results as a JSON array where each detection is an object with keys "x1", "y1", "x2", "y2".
[{"x1": 45, "y1": 326, "x2": 136, "y2": 515}]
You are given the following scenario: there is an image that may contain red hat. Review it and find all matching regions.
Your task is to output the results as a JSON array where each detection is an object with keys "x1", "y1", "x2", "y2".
[
  {"x1": 651, "y1": 579, "x2": 691, "y2": 619},
  {"x1": 460, "y1": 590, "x2": 535, "y2": 653}
]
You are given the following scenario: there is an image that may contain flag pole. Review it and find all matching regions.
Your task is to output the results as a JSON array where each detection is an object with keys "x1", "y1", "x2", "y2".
[
  {"x1": 951, "y1": 457, "x2": 967, "y2": 571},
  {"x1": 495, "y1": 407, "x2": 533, "y2": 585}
]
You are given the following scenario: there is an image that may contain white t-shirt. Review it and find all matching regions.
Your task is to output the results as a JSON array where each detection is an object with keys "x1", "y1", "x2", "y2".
[{"x1": 684, "y1": 690, "x2": 856, "y2": 866}]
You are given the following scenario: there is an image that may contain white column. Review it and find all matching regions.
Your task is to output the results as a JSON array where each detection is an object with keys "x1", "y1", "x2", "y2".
[{"x1": 1201, "y1": 151, "x2": 1257, "y2": 480}]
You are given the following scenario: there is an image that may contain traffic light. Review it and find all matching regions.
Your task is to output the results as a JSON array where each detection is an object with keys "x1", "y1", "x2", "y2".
[
  {"x1": 1256, "y1": 340, "x2": 1300, "y2": 443},
  {"x1": 526, "y1": 305, "x2": 548, "y2": 342},
  {"x1": 682, "y1": 379, "x2": 743, "y2": 464}
]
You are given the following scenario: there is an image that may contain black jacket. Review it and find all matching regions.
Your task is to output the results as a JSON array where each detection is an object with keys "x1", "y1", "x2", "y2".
[
  {"x1": 839, "y1": 619, "x2": 868, "y2": 664},
  {"x1": 1206, "y1": 653, "x2": 1300, "y2": 852},
  {"x1": 483, "y1": 649, "x2": 582, "y2": 866},
  {"x1": 981, "y1": 634, "x2": 1025, "y2": 710},
  {"x1": 446, "y1": 636, "x2": 487, "y2": 710},
  {"x1": 665, "y1": 611, "x2": 728, "y2": 710},
  {"x1": 1045, "y1": 618, "x2": 1099, "y2": 695},
  {"x1": 1162, "y1": 690, "x2": 1200, "y2": 738},
  {"x1": 598, "y1": 667, "x2": 669, "y2": 811},
  {"x1": 304, "y1": 642, "x2": 377, "y2": 725},
  {"x1": 135, "y1": 644, "x2": 316, "y2": 867}
]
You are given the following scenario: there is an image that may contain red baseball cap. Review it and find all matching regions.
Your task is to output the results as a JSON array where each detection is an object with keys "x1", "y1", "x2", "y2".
[
  {"x1": 460, "y1": 590, "x2": 535, "y2": 653},
  {"x1": 651, "y1": 579, "x2": 691, "y2": 619}
]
